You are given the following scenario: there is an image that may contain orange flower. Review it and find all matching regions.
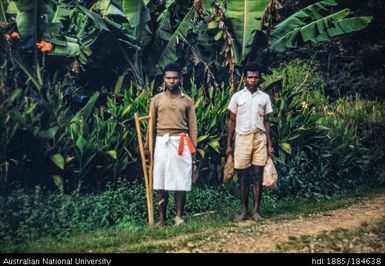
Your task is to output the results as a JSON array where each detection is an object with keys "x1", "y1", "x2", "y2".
[
  {"x1": 3, "y1": 32, "x2": 21, "y2": 41},
  {"x1": 10, "y1": 32, "x2": 21, "y2": 39},
  {"x1": 36, "y1": 41, "x2": 53, "y2": 52}
]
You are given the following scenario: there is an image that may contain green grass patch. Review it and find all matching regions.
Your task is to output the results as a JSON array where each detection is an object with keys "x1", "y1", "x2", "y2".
[{"x1": 4, "y1": 186, "x2": 384, "y2": 253}]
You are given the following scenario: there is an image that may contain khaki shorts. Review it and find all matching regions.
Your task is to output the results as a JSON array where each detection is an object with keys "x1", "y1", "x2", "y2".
[{"x1": 234, "y1": 131, "x2": 267, "y2": 169}]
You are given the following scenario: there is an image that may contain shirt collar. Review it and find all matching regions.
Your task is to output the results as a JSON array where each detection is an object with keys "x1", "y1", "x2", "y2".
[{"x1": 242, "y1": 87, "x2": 261, "y2": 95}]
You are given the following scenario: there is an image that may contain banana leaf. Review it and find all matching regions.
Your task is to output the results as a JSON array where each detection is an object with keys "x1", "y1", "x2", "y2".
[
  {"x1": 155, "y1": 0, "x2": 176, "y2": 41},
  {"x1": 271, "y1": 1, "x2": 372, "y2": 53},
  {"x1": 77, "y1": 4, "x2": 109, "y2": 32},
  {"x1": 154, "y1": 6, "x2": 196, "y2": 75},
  {"x1": 271, "y1": 0, "x2": 338, "y2": 44},
  {"x1": 122, "y1": 0, "x2": 148, "y2": 28},
  {"x1": 0, "y1": 0, "x2": 6, "y2": 22},
  {"x1": 225, "y1": 0, "x2": 270, "y2": 63},
  {"x1": 12, "y1": 0, "x2": 61, "y2": 47}
]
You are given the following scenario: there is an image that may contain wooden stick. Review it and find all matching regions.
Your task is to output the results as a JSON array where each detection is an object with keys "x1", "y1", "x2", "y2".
[
  {"x1": 138, "y1": 115, "x2": 151, "y2": 121},
  {"x1": 148, "y1": 114, "x2": 154, "y2": 222},
  {"x1": 134, "y1": 112, "x2": 154, "y2": 225}
]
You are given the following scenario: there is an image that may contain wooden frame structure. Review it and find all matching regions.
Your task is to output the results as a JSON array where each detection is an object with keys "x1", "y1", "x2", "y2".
[{"x1": 134, "y1": 112, "x2": 154, "y2": 225}]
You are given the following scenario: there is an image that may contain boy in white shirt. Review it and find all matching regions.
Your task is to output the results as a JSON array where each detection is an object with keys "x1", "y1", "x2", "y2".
[{"x1": 226, "y1": 63, "x2": 274, "y2": 222}]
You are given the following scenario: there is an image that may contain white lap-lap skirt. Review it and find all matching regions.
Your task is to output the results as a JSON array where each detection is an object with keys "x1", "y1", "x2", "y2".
[{"x1": 153, "y1": 134, "x2": 192, "y2": 191}]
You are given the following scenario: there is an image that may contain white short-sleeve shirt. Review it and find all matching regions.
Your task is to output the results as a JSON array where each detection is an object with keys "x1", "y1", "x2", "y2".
[{"x1": 228, "y1": 88, "x2": 273, "y2": 135}]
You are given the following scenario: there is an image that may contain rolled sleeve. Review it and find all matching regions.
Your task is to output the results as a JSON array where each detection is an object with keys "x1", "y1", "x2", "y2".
[{"x1": 228, "y1": 94, "x2": 238, "y2": 114}]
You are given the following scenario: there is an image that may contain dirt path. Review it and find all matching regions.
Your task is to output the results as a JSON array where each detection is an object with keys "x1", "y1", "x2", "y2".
[{"x1": 169, "y1": 193, "x2": 385, "y2": 253}]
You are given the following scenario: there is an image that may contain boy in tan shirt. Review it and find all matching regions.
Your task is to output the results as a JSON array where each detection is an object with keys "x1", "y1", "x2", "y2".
[{"x1": 145, "y1": 63, "x2": 197, "y2": 226}]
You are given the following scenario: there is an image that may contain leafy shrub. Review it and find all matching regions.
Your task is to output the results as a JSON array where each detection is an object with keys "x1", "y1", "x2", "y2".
[
  {"x1": 264, "y1": 60, "x2": 382, "y2": 198},
  {"x1": 0, "y1": 180, "x2": 147, "y2": 244},
  {"x1": 0, "y1": 181, "x2": 239, "y2": 247},
  {"x1": 186, "y1": 184, "x2": 238, "y2": 215}
]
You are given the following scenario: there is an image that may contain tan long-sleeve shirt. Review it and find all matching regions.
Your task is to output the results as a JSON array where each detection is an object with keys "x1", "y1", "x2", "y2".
[{"x1": 146, "y1": 91, "x2": 197, "y2": 148}]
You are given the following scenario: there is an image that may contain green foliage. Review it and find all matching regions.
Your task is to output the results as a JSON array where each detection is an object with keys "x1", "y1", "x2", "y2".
[
  {"x1": 2, "y1": 59, "x2": 383, "y2": 197},
  {"x1": 0, "y1": 181, "x2": 147, "y2": 244},
  {"x1": 0, "y1": 181, "x2": 238, "y2": 248},
  {"x1": 320, "y1": 96, "x2": 385, "y2": 185},
  {"x1": 264, "y1": 59, "x2": 382, "y2": 198},
  {"x1": 0, "y1": 0, "x2": 372, "y2": 93},
  {"x1": 224, "y1": 0, "x2": 270, "y2": 62},
  {"x1": 271, "y1": 0, "x2": 372, "y2": 53},
  {"x1": 2, "y1": 185, "x2": 379, "y2": 252},
  {"x1": 0, "y1": 84, "x2": 153, "y2": 193},
  {"x1": 190, "y1": 81, "x2": 230, "y2": 184},
  {"x1": 185, "y1": 184, "x2": 238, "y2": 215}
]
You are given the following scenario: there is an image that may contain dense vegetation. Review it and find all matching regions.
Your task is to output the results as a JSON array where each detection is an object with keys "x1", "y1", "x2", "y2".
[{"x1": 1, "y1": 0, "x2": 384, "y2": 248}]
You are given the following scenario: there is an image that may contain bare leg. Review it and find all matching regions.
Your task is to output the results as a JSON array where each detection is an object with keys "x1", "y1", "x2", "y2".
[
  {"x1": 174, "y1": 191, "x2": 186, "y2": 225},
  {"x1": 157, "y1": 190, "x2": 169, "y2": 225},
  {"x1": 251, "y1": 166, "x2": 263, "y2": 221},
  {"x1": 175, "y1": 191, "x2": 186, "y2": 218},
  {"x1": 238, "y1": 168, "x2": 250, "y2": 220}
]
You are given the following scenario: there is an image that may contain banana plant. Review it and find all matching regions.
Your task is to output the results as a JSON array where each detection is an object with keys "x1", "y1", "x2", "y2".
[
  {"x1": 92, "y1": 0, "x2": 152, "y2": 88},
  {"x1": 183, "y1": 0, "x2": 371, "y2": 86},
  {"x1": 0, "y1": 0, "x2": 6, "y2": 22},
  {"x1": 2, "y1": 0, "x2": 373, "y2": 91},
  {"x1": 270, "y1": 0, "x2": 372, "y2": 53},
  {"x1": 225, "y1": 0, "x2": 271, "y2": 63}
]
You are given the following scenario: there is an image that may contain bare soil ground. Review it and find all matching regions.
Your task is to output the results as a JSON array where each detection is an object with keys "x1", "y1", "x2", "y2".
[
  {"x1": 128, "y1": 193, "x2": 385, "y2": 253},
  {"x1": 177, "y1": 193, "x2": 385, "y2": 253}
]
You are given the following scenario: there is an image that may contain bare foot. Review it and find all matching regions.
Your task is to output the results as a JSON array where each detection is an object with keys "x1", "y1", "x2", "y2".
[
  {"x1": 153, "y1": 221, "x2": 166, "y2": 228},
  {"x1": 174, "y1": 216, "x2": 185, "y2": 226},
  {"x1": 251, "y1": 213, "x2": 264, "y2": 222},
  {"x1": 235, "y1": 213, "x2": 249, "y2": 222}
]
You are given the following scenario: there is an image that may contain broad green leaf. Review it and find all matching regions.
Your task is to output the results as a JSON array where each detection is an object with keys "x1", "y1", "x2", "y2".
[
  {"x1": 271, "y1": 0, "x2": 338, "y2": 44},
  {"x1": 76, "y1": 136, "x2": 87, "y2": 154},
  {"x1": 14, "y1": 0, "x2": 61, "y2": 46},
  {"x1": 78, "y1": 4, "x2": 110, "y2": 32},
  {"x1": 52, "y1": 175, "x2": 64, "y2": 194},
  {"x1": 114, "y1": 72, "x2": 127, "y2": 95},
  {"x1": 197, "y1": 148, "x2": 205, "y2": 158},
  {"x1": 280, "y1": 142, "x2": 292, "y2": 154},
  {"x1": 271, "y1": 2, "x2": 372, "y2": 53},
  {"x1": 50, "y1": 154, "x2": 65, "y2": 170},
  {"x1": 6, "y1": 1, "x2": 17, "y2": 14},
  {"x1": 50, "y1": 38, "x2": 80, "y2": 57},
  {"x1": 107, "y1": 150, "x2": 117, "y2": 160},
  {"x1": 208, "y1": 139, "x2": 220, "y2": 153},
  {"x1": 47, "y1": 127, "x2": 59, "y2": 139},
  {"x1": 71, "y1": 92, "x2": 99, "y2": 123},
  {"x1": 0, "y1": 0, "x2": 6, "y2": 22},
  {"x1": 122, "y1": 0, "x2": 149, "y2": 28},
  {"x1": 6, "y1": 89, "x2": 23, "y2": 103},
  {"x1": 197, "y1": 135, "x2": 209, "y2": 143},
  {"x1": 106, "y1": 3, "x2": 125, "y2": 16},
  {"x1": 13, "y1": 56, "x2": 42, "y2": 91},
  {"x1": 155, "y1": 0, "x2": 175, "y2": 40},
  {"x1": 94, "y1": 0, "x2": 124, "y2": 17},
  {"x1": 225, "y1": 0, "x2": 270, "y2": 62},
  {"x1": 155, "y1": 7, "x2": 195, "y2": 75},
  {"x1": 53, "y1": 5, "x2": 73, "y2": 19}
]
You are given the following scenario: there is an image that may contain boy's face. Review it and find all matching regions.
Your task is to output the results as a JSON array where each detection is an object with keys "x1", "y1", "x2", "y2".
[
  {"x1": 164, "y1": 71, "x2": 181, "y2": 91},
  {"x1": 244, "y1": 71, "x2": 262, "y2": 88}
]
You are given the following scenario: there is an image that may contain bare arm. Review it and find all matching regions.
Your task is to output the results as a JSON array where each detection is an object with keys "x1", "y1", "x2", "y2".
[
  {"x1": 226, "y1": 111, "x2": 236, "y2": 158},
  {"x1": 188, "y1": 101, "x2": 198, "y2": 149},
  {"x1": 264, "y1": 114, "x2": 274, "y2": 157},
  {"x1": 188, "y1": 100, "x2": 198, "y2": 163}
]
